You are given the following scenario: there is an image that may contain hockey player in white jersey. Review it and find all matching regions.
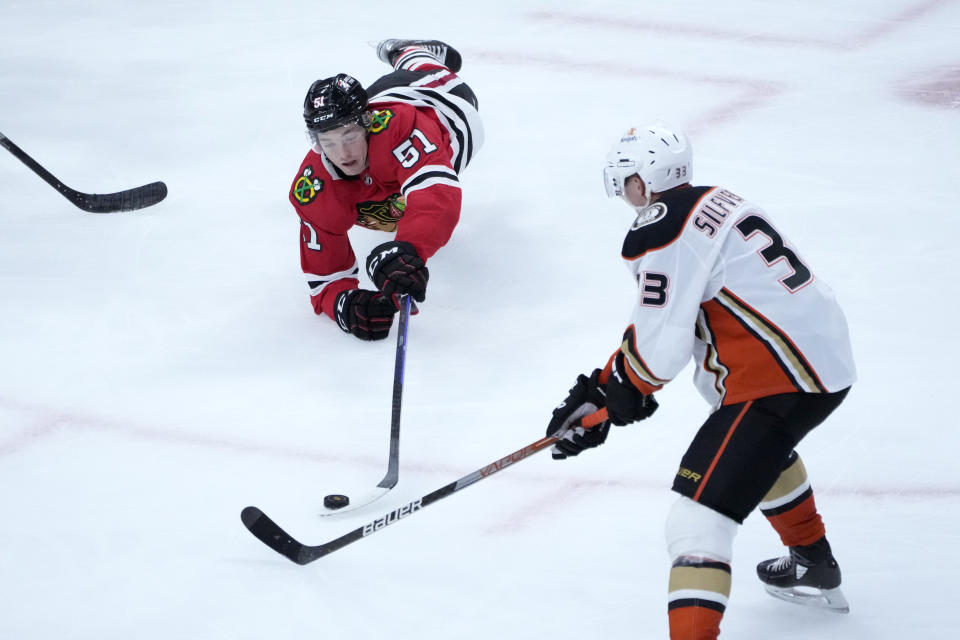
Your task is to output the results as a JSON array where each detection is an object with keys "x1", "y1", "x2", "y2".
[{"x1": 545, "y1": 124, "x2": 856, "y2": 640}]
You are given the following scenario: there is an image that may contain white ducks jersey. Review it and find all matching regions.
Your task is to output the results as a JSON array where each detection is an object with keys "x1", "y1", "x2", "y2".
[{"x1": 617, "y1": 186, "x2": 856, "y2": 408}]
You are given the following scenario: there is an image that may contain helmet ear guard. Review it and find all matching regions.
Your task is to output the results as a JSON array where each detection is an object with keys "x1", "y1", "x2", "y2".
[{"x1": 603, "y1": 124, "x2": 692, "y2": 202}]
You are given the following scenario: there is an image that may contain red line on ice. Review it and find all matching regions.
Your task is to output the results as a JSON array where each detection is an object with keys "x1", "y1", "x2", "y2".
[
  {"x1": 469, "y1": 50, "x2": 782, "y2": 134},
  {"x1": 528, "y1": 1, "x2": 950, "y2": 52},
  {"x1": 2, "y1": 400, "x2": 958, "y2": 501}
]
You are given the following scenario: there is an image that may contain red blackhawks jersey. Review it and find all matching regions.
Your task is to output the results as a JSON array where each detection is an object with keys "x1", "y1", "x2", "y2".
[
  {"x1": 615, "y1": 185, "x2": 856, "y2": 408},
  {"x1": 289, "y1": 101, "x2": 461, "y2": 319}
]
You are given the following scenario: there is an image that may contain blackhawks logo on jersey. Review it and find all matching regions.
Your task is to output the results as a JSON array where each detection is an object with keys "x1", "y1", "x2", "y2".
[
  {"x1": 356, "y1": 193, "x2": 405, "y2": 231},
  {"x1": 368, "y1": 109, "x2": 394, "y2": 135},
  {"x1": 293, "y1": 166, "x2": 323, "y2": 205}
]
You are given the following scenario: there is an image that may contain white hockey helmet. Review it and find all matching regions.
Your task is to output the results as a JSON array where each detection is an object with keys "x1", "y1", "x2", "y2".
[{"x1": 602, "y1": 124, "x2": 692, "y2": 201}]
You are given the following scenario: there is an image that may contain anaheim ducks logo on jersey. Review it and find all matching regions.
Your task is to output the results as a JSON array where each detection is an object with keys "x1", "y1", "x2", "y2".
[
  {"x1": 356, "y1": 193, "x2": 406, "y2": 231},
  {"x1": 293, "y1": 166, "x2": 323, "y2": 205},
  {"x1": 622, "y1": 186, "x2": 713, "y2": 261},
  {"x1": 632, "y1": 203, "x2": 668, "y2": 230},
  {"x1": 368, "y1": 109, "x2": 394, "y2": 135}
]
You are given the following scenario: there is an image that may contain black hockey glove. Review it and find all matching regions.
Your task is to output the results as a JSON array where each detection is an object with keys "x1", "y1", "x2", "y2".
[
  {"x1": 551, "y1": 420, "x2": 611, "y2": 460},
  {"x1": 366, "y1": 241, "x2": 429, "y2": 305},
  {"x1": 334, "y1": 289, "x2": 397, "y2": 341},
  {"x1": 546, "y1": 369, "x2": 611, "y2": 459},
  {"x1": 605, "y1": 354, "x2": 659, "y2": 426}
]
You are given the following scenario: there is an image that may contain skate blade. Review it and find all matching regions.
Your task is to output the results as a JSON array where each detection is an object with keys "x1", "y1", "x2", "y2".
[{"x1": 763, "y1": 584, "x2": 850, "y2": 614}]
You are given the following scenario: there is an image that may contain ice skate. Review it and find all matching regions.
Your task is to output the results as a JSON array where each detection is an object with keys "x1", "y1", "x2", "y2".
[
  {"x1": 375, "y1": 39, "x2": 462, "y2": 73},
  {"x1": 756, "y1": 540, "x2": 850, "y2": 613}
]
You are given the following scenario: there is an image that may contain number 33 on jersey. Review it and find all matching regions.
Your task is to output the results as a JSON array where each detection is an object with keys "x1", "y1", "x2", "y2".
[{"x1": 618, "y1": 186, "x2": 856, "y2": 409}]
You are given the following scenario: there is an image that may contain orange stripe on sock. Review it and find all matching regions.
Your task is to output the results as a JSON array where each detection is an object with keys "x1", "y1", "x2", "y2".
[
  {"x1": 693, "y1": 401, "x2": 752, "y2": 502},
  {"x1": 668, "y1": 606, "x2": 723, "y2": 640},
  {"x1": 766, "y1": 494, "x2": 825, "y2": 547}
]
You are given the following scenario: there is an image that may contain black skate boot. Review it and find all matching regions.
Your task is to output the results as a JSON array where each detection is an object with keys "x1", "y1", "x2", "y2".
[
  {"x1": 375, "y1": 39, "x2": 462, "y2": 73},
  {"x1": 756, "y1": 538, "x2": 849, "y2": 613}
]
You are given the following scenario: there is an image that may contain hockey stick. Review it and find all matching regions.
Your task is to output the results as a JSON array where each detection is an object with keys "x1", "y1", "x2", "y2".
[
  {"x1": 240, "y1": 408, "x2": 609, "y2": 565},
  {"x1": 0, "y1": 131, "x2": 167, "y2": 213},
  {"x1": 318, "y1": 293, "x2": 411, "y2": 516}
]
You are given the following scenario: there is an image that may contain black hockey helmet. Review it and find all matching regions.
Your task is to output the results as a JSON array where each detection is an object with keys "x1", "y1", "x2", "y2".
[{"x1": 303, "y1": 73, "x2": 370, "y2": 133}]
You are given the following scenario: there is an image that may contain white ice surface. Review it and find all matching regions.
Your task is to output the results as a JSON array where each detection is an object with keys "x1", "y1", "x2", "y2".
[{"x1": 1, "y1": 1, "x2": 959, "y2": 638}]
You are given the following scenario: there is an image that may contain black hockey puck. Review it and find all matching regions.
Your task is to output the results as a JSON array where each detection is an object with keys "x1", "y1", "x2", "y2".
[{"x1": 323, "y1": 494, "x2": 350, "y2": 510}]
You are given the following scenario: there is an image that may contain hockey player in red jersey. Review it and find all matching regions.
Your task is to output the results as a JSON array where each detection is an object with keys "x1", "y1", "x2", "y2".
[
  {"x1": 545, "y1": 124, "x2": 856, "y2": 639},
  {"x1": 290, "y1": 39, "x2": 483, "y2": 340}
]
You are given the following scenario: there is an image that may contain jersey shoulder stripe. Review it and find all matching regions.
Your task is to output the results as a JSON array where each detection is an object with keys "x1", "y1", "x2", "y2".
[
  {"x1": 401, "y1": 164, "x2": 459, "y2": 195},
  {"x1": 621, "y1": 186, "x2": 715, "y2": 261},
  {"x1": 371, "y1": 88, "x2": 478, "y2": 173}
]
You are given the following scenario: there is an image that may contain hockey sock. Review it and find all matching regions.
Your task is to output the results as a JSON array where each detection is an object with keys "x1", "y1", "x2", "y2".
[
  {"x1": 393, "y1": 47, "x2": 448, "y2": 72},
  {"x1": 758, "y1": 451, "x2": 826, "y2": 547},
  {"x1": 667, "y1": 556, "x2": 730, "y2": 640}
]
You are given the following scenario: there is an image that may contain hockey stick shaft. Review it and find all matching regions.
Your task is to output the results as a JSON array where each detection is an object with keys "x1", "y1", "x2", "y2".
[
  {"x1": 242, "y1": 410, "x2": 609, "y2": 563},
  {"x1": 379, "y1": 293, "x2": 410, "y2": 488},
  {"x1": 0, "y1": 131, "x2": 167, "y2": 213},
  {"x1": 0, "y1": 132, "x2": 67, "y2": 193},
  {"x1": 317, "y1": 295, "x2": 411, "y2": 516}
]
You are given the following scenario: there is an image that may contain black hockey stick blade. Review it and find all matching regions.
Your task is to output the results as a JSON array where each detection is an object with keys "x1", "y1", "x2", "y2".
[
  {"x1": 240, "y1": 410, "x2": 609, "y2": 564},
  {"x1": 241, "y1": 506, "x2": 324, "y2": 565},
  {"x1": 0, "y1": 131, "x2": 168, "y2": 213},
  {"x1": 241, "y1": 433, "x2": 567, "y2": 565},
  {"x1": 69, "y1": 181, "x2": 168, "y2": 213}
]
